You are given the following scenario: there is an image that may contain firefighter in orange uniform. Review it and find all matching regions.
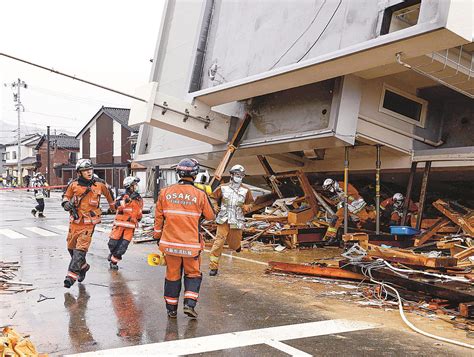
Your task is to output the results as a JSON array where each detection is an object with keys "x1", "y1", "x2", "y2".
[
  {"x1": 322, "y1": 178, "x2": 374, "y2": 245},
  {"x1": 380, "y1": 193, "x2": 418, "y2": 226},
  {"x1": 108, "y1": 176, "x2": 143, "y2": 270},
  {"x1": 62, "y1": 159, "x2": 115, "y2": 288},
  {"x1": 153, "y1": 158, "x2": 215, "y2": 319}
]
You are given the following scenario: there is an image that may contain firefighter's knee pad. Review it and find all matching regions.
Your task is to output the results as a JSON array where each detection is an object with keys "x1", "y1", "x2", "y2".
[
  {"x1": 164, "y1": 279, "x2": 181, "y2": 298},
  {"x1": 108, "y1": 238, "x2": 120, "y2": 252},
  {"x1": 115, "y1": 240, "x2": 130, "y2": 259}
]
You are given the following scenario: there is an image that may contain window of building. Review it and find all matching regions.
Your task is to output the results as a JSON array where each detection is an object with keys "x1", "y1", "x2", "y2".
[
  {"x1": 69, "y1": 152, "x2": 77, "y2": 164},
  {"x1": 6, "y1": 152, "x2": 10, "y2": 160},
  {"x1": 379, "y1": 84, "x2": 427, "y2": 127},
  {"x1": 1, "y1": 153, "x2": 6, "y2": 161},
  {"x1": 380, "y1": 0, "x2": 421, "y2": 35}
]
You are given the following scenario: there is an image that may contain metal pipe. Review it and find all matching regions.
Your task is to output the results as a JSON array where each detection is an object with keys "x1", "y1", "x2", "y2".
[
  {"x1": 312, "y1": 188, "x2": 335, "y2": 216},
  {"x1": 375, "y1": 145, "x2": 381, "y2": 234},
  {"x1": 401, "y1": 162, "x2": 417, "y2": 226},
  {"x1": 343, "y1": 147, "x2": 349, "y2": 235},
  {"x1": 416, "y1": 161, "x2": 431, "y2": 230}
]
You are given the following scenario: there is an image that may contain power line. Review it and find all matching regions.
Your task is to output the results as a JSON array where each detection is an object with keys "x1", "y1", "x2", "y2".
[
  {"x1": 28, "y1": 85, "x2": 127, "y2": 107},
  {"x1": 296, "y1": 0, "x2": 342, "y2": 63},
  {"x1": 269, "y1": 0, "x2": 327, "y2": 70}
]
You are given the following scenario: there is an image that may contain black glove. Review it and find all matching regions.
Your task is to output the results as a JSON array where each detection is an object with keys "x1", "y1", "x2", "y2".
[{"x1": 62, "y1": 201, "x2": 74, "y2": 212}]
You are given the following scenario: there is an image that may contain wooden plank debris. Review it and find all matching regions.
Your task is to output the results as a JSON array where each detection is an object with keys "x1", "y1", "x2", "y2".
[{"x1": 268, "y1": 261, "x2": 365, "y2": 281}]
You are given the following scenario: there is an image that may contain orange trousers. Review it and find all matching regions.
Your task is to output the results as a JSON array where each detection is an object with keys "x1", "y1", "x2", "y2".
[
  {"x1": 165, "y1": 254, "x2": 202, "y2": 281},
  {"x1": 109, "y1": 226, "x2": 135, "y2": 241},
  {"x1": 67, "y1": 222, "x2": 95, "y2": 252}
]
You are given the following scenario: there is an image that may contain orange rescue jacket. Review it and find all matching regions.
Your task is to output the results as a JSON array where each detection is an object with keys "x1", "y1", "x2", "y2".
[
  {"x1": 154, "y1": 179, "x2": 215, "y2": 257},
  {"x1": 62, "y1": 177, "x2": 114, "y2": 225},
  {"x1": 113, "y1": 192, "x2": 144, "y2": 229}
]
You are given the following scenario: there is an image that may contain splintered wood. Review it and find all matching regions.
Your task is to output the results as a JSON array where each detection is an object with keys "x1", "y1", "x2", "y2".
[{"x1": 0, "y1": 261, "x2": 34, "y2": 294}]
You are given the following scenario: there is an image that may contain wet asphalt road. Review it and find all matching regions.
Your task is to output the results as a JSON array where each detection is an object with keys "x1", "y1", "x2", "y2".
[{"x1": 0, "y1": 190, "x2": 471, "y2": 356}]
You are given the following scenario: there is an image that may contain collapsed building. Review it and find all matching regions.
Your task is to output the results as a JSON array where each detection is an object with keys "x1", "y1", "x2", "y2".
[{"x1": 129, "y1": 0, "x2": 472, "y2": 213}]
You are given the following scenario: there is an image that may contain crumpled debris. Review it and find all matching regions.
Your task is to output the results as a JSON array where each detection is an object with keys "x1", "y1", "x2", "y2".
[{"x1": 0, "y1": 327, "x2": 48, "y2": 357}]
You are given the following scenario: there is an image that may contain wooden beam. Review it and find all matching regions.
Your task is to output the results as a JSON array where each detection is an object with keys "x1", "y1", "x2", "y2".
[
  {"x1": 414, "y1": 218, "x2": 450, "y2": 247},
  {"x1": 256, "y1": 155, "x2": 275, "y2": 176},
  {"x1": 268, "y1": 261, "x2": 364, "y2": 281},
  {"x1": 296, "y1": 170, "x2": 319, "y2": 217},
  {"x1": 432, "y1": 199, "x2": 474, "y2": 236},
  {"x1": 453, "y1": 247, "x2": 474, "y2": 260},
  {"x1": 367, "y1": 243, "x2": 458, "y2": 268}
]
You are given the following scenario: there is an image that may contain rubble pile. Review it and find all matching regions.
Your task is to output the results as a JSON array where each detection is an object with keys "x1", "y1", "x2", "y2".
[{"x1": 0, "y1": 261, "x2": 34, "y2": 294}]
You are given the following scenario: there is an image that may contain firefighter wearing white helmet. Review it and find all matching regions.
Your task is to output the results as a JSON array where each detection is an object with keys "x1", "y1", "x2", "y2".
[
  {"x1": 61, "y1": 158, "x2": 115, "y2": 288},
  {"x1": 107, "y1": 176, "x2": 143, "y2": 269},
  {"x1": 209, "y1": 164, "x2": 254, "y2": 276},
  {"x1": 321, "y1": 178, "x2": 374, "y2": 245},
  {"x1": 380, "y1": 192, "x2": 418, "y2": 227}
]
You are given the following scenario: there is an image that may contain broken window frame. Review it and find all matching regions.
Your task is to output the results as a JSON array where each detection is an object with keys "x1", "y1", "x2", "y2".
[{"x1": 379, "y1": 83, "x2": 428, "y2": 128}]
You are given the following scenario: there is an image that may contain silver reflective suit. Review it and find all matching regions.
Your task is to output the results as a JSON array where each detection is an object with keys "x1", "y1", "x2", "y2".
[{"x1": 215, "y1": 183, "x2": 249, "y2": 230}]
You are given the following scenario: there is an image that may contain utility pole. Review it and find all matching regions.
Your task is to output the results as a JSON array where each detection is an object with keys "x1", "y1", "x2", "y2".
[
  {"x1": 47, "y1": 126, "x2": 51, "y2": 196},
  {"x1": 9, "y1": 79, "x2": 27, "y2": 186},
  {"x1": 47, "y1": 126, "x2": 51, "y2": 182}
]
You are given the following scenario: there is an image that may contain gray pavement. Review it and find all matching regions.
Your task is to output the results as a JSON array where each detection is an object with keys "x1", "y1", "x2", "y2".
[{"x1": 0, "y1": 190, "x2": 471, "y2": 356}]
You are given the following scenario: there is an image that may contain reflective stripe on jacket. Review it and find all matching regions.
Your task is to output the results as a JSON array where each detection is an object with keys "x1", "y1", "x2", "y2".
[
  {"x1": 155, "y1": 179, "x2": 215, "y2": 257},
  {"x1": 62, "y1": 178, "x2": 114, "y2": 225},
  {"x1": 113, "y1": 193, "x2": 144, "y2": 229}
]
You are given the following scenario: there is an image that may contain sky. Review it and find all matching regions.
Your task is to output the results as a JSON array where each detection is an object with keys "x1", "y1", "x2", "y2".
[{"x1": 0, "y1": 0, "x2": 164, "y2": 143}]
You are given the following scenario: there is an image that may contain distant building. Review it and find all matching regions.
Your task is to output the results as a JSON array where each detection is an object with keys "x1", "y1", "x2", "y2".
[
  {"x1": 3, "y1": 133, "x2": 42, "y2": 180},
  {"x1": 34, "y1": 134, "x2": 79, "y2": 186},
  {"x1": 0, "y1": 144, "x2": 6, "y2": 176},
  {"x1": 74, "y1": 106, "x2": 137, "y2": 188}
]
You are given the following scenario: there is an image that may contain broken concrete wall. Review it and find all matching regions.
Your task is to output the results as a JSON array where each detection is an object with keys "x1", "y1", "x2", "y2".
[{"x1": 242, "y1": 80, "x2": 334, "y2": 143}]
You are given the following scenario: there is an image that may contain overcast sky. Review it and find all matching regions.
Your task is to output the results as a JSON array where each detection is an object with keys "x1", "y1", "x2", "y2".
[{"x1": 0, "y1": 0, "x2": 164, "y2": 143}]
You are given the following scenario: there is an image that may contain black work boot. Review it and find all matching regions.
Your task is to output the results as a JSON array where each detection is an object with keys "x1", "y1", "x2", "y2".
[
  {"x1": 235, "y1": 246, "x2": 242, "y2": 253},
  {"x1": 64, "y1": 276, "x2": 75, "y2": 288},
  {"x1": 183, "y1": 305, "x2": 198, "y2": 319},
  {"x1": 78, "y1": 264, "x2": 90, "y2": 282},
  {"x1": 209, "y1": 269, "x2": 218, "y2": 276},
  {"x1": 38, "y1": 212, "x2": 45, "y2": 218},
  {"x1": 109, "y1": 262, "x2": 119, "y2": 270},
  {"x1": 31, "y1": 209, "x2": 37, "y2": 217},
  {"x1": 167, "y1": 310, "x2": 177, "y2": 319}
]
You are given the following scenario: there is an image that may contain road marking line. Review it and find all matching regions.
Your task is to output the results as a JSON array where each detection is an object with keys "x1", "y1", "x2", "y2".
[
  {"x1": 66, "y1": 319, "x2": 379, "y2": 356},
  {"x1": 24, "y1": 227, "x2": 57, "y2": 237},
  {"x1": 52, "y1": 225, "x2": 69, "y2": 231},
  {"x1": 0, "y1": 229, "x2": 27, "y2": 239},
  {"x1": 265, "y1": 339, "x2": 312, "y2": 356},
  {"x1": 203, "y1": 249, "x2": 268, "y2": 266},
  {"x1": 95, "y1": 226, "x2": 108, "y2": 233}
]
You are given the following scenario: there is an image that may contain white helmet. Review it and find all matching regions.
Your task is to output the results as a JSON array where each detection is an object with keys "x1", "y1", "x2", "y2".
[
  {"x1": 123, "y1": 176, "x2": 140, "y2": 189},
  {"x1": 393, "y1": 193, "x2": 404, "y2": 207},
  {"x1": 195, "y1": 172, "x2": 210, "y2": 184},
  {"x1": 229, "y1": 164, "x2": 245, "y2": 176},
  {"x1": 322, "y1": 178, "x2": 339, "y2": 193},
  {"x1": 76, "y1": 158, "x2": 93, "y2": 172}
]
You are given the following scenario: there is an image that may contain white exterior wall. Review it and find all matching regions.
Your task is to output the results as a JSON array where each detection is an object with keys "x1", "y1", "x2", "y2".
[
  {"x1": 79, "y1": 136, "x2": 83, "y2": 159},
  {"x1": 90, "y1": 122, "x2": 97, "y2": 159},
  {"x1": 113, "y1": 121, "x2": 122, "y2": 158}
]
